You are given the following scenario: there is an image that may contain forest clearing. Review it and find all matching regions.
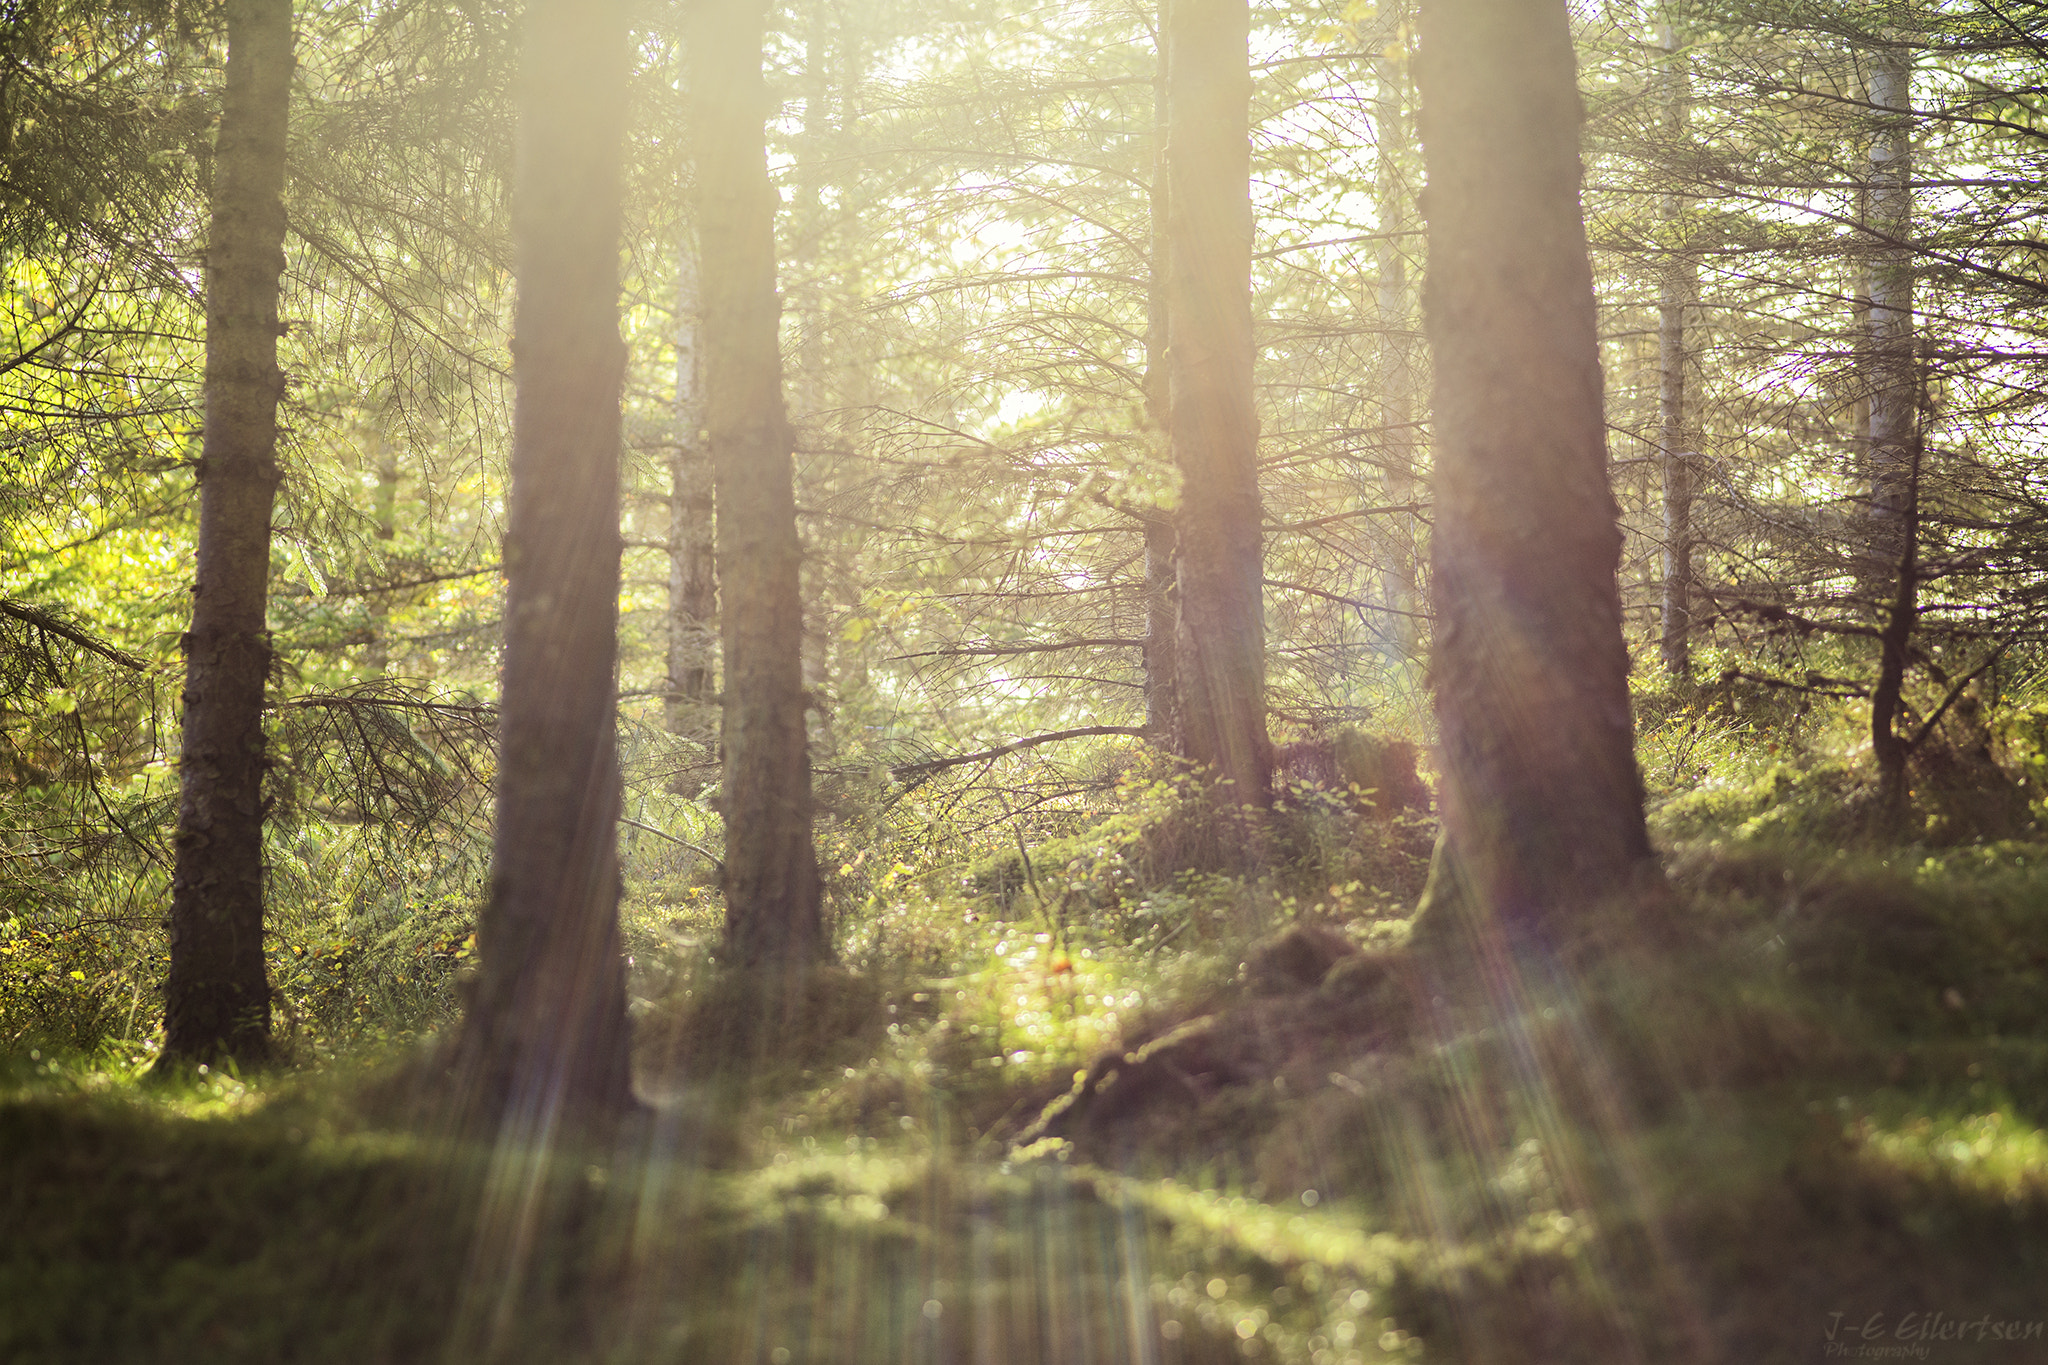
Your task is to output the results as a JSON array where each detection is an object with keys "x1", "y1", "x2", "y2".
[{"x1": 5, "y1": 0, "x2": 2048, "y2": 1360}]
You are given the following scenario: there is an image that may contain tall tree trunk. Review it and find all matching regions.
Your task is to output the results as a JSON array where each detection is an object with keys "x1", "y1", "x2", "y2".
[
  {"x1": 1142, "y1": 0, "x2": 1179, "y2": 742},
  {"x1": 1166, "y1": 0, "x2": 1270, "y2": 810},
  {"x1": 1656, "y1": 20, "x2": 1697, "y2": 680},
  {"x1": 1374, "y1": 7, "x2": 1422, "y2": 668},
  {"x1": 691, "y1": 0, "x2": 825, "y2": 974},
  {"x1": 1864, "y1": 43, "x2": 1915, "y2": 565},
  {"x1": 1411, "y1": 0, "x2": 1654, "y2": 946},
  {"x1": 457, "y1": 0, "x2": 634, "y2": 1117},
  {"x1": 668, "y1": 220, "x2": 717, "y2": 749},
  {"x1": 1864, "y1": 41, "x2": 1917, "y2": 804},
  {"x1": 1870, "y1": 436, "x2": 1921, "y2": 807},
  {"x1": 162, "y1": 0, "x2": 293, "y2": 1068}
]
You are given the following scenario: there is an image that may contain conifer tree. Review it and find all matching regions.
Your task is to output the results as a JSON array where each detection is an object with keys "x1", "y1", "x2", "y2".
[
  {"x1": 1165, "y1": 0, "x2": 1271, "y2": 813},
  {"x1": 691, "y1": 0, "x2": 826, "y2": 975},
  {"x1": 1413, "y1": 0, "x2": 1655, "y2": 945},
  {"x1": 455, "y1": 0, "x2": 634, "y2": 1117},
  {"x1": 1654, "y1": 18, "x2": 1698, "y2": 680},
  {"x1": 163, "y1": 0, "x2": 294, "y2": 1067},
  {"x1": 1863, "y1": 36, "x2": 1919, "y2": 805}
]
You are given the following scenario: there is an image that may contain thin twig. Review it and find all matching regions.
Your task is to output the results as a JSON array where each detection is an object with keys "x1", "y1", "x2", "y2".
[
  {"x1": 1909, "y1": 640, "x2": 2010, "y2": 753},
  {"x1": 619, "y1": 816, "x2": 723, "y2": 870},
  {"x1": 281, "y1": 694, "x2": 497, "y2": 720},
  {"x1": 1262, "y1": 578, "x2": 1434, "y2": 621},
  {"x1": 892, "y1": 637, "x2": 1143, "y2": 661}
]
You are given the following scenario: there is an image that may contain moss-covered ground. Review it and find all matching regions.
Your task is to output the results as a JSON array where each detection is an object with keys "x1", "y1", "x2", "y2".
[{"x1": 7, "y1": 769, "x2": 2048, "y2": 1363}]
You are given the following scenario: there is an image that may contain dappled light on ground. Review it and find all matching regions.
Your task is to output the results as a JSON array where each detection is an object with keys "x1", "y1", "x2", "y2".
[{"x1": 12, "y1": 821, "x2": 2048, "y2": 1362}]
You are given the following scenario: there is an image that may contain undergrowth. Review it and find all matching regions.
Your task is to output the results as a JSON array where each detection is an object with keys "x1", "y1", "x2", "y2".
[{"x1": 6, "y1": 709, "x2": 2048, "y2": 1361}]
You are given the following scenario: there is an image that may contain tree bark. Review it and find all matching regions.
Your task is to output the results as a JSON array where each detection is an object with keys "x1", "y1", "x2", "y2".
[
  {"x1": 1864, "y1": 43, "x2": 1915, "y2": 568},
  {"x1": 1870, "y1": 435, "x2": 1921, "y2": 807},
  {"x1": 1166, "y1": 0, "x2": 1270, "y2": 810},
  {"x1": 163, "y1": 0, "x2": 293, "y2": 1068},
  {"x1": 1656, "y1": 20, "x2": 1697, "y2": 680},
  {"x1": 1412, "y1": 0, "x2": 1654, "y2": 945},
  {"x1": 691, "y1": 0, "x2": 825, "y2": 973},
  {"x1": 1863, "y1": 41, "x2": 1917, "y2": 804},
  {"x1": 456, "y1": 0, "x2": 634, "y2": 1117}
]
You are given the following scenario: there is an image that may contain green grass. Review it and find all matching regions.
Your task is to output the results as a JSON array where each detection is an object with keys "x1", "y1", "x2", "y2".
[{"x1": 9, "y1": 738, "x2": 2048, "y2": 1362}]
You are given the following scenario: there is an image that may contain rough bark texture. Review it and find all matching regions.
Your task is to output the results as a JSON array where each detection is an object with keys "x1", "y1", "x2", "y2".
[
  {"x1": 163, "y1": 0, "x2": 292, "y2": 1067},
  {"x1": 1657, "y1": 282, "x2": 1696, "y2": 679},
  {"x1": 1412, "y1": 0, "x2": 1654, "y2": 944},
  {"x1": 691, "y1": 0, "x2": 825, "y2": 972},
  {"x1": 457, "y1": 0, "x2": 634, "y2": 1117},
  {"x1": 1863, "y1": 43, "x2": 1918, "y2": 803},
  {"x1": 1656, "y1": 22, "x2": 1697, "y2": 680},
  {"x1": 1871, "y1": 437, "x2": 1921, "y2": 806},
  {"x1": 667, "y1": 224, "x2": 718, "y2": 748},
  {"x1": 1166, "y1": 0, "x2": 1270, "y2": 809}
]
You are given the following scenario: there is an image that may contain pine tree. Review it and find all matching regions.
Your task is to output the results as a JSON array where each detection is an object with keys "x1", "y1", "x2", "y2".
[
  {"x1": 1164, "y1": 0, "x2": 1271, "y2": 815},
  {"x1": 455, "y1": 0, "x2": 635, "y2": 1118},
  {"x1": 162, "y1": 0, "x2": 294, "y2": 1067},
  {"x1": 691, "y1": 0, "x2": 826, "y2": 975},
  {"x1": 1412, "y1": 0, "x2": 1655, "y2": 947}
]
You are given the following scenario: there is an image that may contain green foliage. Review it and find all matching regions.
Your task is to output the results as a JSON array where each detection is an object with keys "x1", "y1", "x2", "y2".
[
  {"x1": 1655, "y1": 758, "x2": 1876, "y2": 846},
  {"x1": 0, "y1": 1, "x2": 210, "y2": 257},
  {"x1": 0, "y1": 919, "x2": 141, "y2": 1053},
  {"x1": 11, "y1": 793, "x2": 2048, "y2": 1362},
  {"x1": 11, "y1": 0, "x2": 2048, "y2": 1354}
]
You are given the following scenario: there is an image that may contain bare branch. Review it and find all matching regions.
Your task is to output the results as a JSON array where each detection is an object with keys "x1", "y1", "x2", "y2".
[
  {"x1": 892, "y1": 726, "x2": 1151, "y2": 780},
  {"x1": 619, "y1": 816, "x2": 722, "y2": 869},
  {"x1": 892, "y1": 637, "x2": 1143, "y2": 661},
  {"x1": 1262, "y1": 578, "x2": 1434, "y2": 621},
  {"x1": 1909, "y1": 641, "x2": 2011, "y2": 753}
]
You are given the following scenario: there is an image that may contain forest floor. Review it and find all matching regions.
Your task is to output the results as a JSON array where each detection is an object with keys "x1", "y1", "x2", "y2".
[{"x1": 5, "y1": 819, "x2": 2048, "y2": 1363}]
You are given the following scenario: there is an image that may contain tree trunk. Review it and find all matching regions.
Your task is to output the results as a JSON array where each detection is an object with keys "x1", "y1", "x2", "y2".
[
  {"x1": 691, "y1": 0, "x2": 825, "y2": 973},
  {"x1": 667, "y1": 220, "x2": 717, "y2": 749},
  {"x1": 1166, "y1": 0, "x2": 1270, "y2": 810},
  {"x1": 1870, "y1": 435, "x2": 1921, "y2": 807},
  {"x1": 1142, "y1": 0, "x2": 1179, "y2": 742},
  {"x1": 1412, "y1": 0, "x2": 1654, "y2": 946},
  {"x1": 162, "y1": 0, "x2": 292, "y2": 1068},
  {"x1": 1864, "y1": 43, "x2": 1915, "y2": 565},
  {"x1": 1656, "y1": 20, "x2": 1697, "y2": 680},
  {"x1": 457, "y1": 0, "x2": 634, "y2": 1117},
  {"x1": 1863, "y1": 41, "x2": 1917, "y2": 804},
  {"x1": 1374, "y1": 5, "x2": 1422, "y2": 668}
]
